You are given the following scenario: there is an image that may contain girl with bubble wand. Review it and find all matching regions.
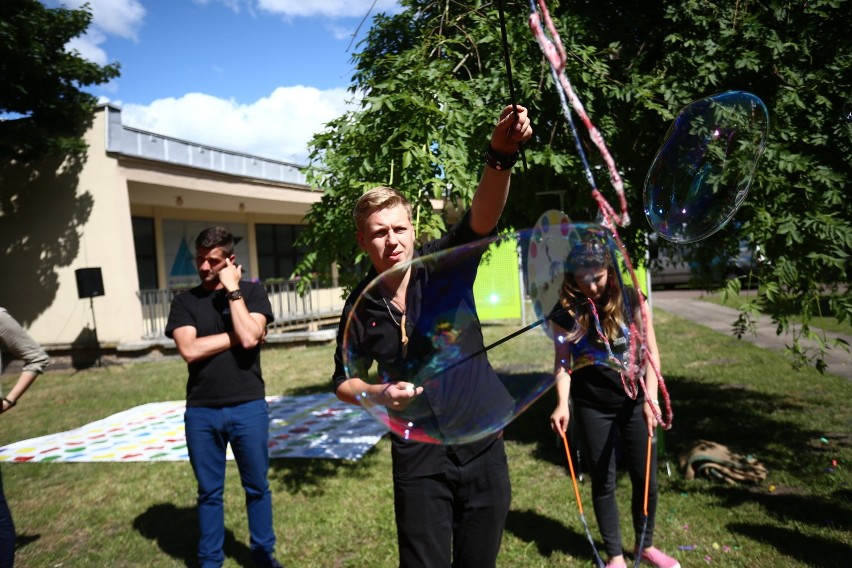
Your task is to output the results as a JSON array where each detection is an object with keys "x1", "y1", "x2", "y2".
[{"x1": 549, "y1": 235, "x2": 680, "y2": 568}]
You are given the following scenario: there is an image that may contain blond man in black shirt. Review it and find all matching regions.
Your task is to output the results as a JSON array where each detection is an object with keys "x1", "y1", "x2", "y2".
[{"x1": 332, "y1": 104, "x2": 532, "y2": 568}]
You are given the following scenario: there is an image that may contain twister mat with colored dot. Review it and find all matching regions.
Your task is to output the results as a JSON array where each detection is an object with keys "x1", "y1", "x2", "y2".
[{"x1": 0, "y1": 393, "x2": 387, "y2": 463}]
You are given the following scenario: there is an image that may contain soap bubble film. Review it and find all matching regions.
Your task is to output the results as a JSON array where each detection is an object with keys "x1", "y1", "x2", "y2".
[
  {"x1": 343, "y1": 233, "x2": 556, "y2": 445},
  {"x1": 528, "y1": 217, "x2": 646, "y2": 376},
  {"x1": 644, "y1": 91, "x2": 769, "y2": 243},
  {"x1": 343, "y1": 224, "x2": 648, "y2": 445},
  {"x1": 526, "y1": 210, "x2": 580, "y2": 339}
]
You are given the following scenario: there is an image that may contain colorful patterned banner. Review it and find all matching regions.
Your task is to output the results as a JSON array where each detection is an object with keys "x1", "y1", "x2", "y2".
[{"x1": 0, "y1": 394, "x2": 388, "y2": 463}]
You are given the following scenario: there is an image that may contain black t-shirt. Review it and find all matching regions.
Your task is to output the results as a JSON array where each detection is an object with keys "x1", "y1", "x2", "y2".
[
  {"x1": 549, "y1": 290, "x2": 645, "y2": 409},
  {"x1": 166, "y1": 281, "x2": 273, "y2": 407},
  {"x1": 333, "y1": 211, "x2": 512, "y2": 475}
]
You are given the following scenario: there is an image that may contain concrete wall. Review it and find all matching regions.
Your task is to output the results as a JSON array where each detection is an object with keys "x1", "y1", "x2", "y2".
[{"x1": 16, "y1": 109, "x2": 142, "y2": 346}]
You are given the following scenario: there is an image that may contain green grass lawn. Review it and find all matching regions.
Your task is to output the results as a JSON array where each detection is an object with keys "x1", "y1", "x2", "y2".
[{"x1": 1, "y1": 310, "x2": 850, "y2": 567}]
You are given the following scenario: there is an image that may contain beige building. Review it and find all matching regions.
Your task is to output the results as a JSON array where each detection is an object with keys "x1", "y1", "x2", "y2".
[
  {"x1": 2, "y1": 105, "x2": 508, "y2": 364},
  {"x1": 2, "y1": 104, "x2": 347, "y2": 356}
]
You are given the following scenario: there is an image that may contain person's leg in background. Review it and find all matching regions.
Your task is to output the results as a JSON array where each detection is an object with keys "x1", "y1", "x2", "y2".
[
  {"x1": 617, "y1": 403, "x2": 659, "y2": 554},
  {"x1": 575, "y1": 404, "x2": 624, "y2": 560},
  {"x1": 226, "y1": 399, "x2": 280, "y2": 568},
  {"x1": 0, "y1": 468, "x2": 16, "y2": 568},
  {"x1": 185, "y1": 406, "x2": 228, "y2": 568}
]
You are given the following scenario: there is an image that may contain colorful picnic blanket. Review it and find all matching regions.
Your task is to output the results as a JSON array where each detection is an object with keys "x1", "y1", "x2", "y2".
[{"x1": 0, "y1": 394, "x2": 387, "y2": 463}]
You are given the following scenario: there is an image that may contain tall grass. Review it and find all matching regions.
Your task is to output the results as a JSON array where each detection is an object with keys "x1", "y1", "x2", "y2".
[{"x1": 1, "y1": 309, "x2": 849, "y2": 566}]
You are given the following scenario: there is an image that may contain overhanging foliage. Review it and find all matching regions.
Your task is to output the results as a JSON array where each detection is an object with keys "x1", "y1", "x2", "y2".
[{"x1": 296, "y1": 0, "x2": 850, "y2": 372}]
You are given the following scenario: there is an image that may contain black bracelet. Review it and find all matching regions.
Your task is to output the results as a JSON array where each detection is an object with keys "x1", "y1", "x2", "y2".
[
  {"x1": 2, "y1": 397, "x2": 15, "y2": 410},
  {"x1": 483, "y1": 145, "x2": 520, "y2": 171}
]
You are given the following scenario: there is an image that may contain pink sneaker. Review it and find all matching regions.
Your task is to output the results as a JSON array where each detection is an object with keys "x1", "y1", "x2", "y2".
[{"x1": 638, "y1": 546, "x2": 681, "y2": 568}]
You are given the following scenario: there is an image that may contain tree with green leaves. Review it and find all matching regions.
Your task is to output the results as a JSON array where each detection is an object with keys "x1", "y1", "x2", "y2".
[
  {"x1": 296, "y1": 0, "x2": 850, "y2": 372},
  {"x1": 0, "y1": 0, "x2": 120, "y2": 161},
  {"x1": 1, "y1": 0, "x2": 119, "y2": 325}
]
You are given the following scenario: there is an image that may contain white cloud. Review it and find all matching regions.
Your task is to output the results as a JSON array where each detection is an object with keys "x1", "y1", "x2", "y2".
[
  {"x1": 61, "y1": 0, "x2": 146, "y2": 40},
  {"x1": 58, "y1": 0, "x2": 145, "y2": 66},
  {"x1": 119, "y1": 86, "x2": 357, "y2": 164},
  {"x1": 192, "y1": 0, "x2": 400, "y2": 18},
  {"x1": 191, "y1": 0, "x2": 257, "y2": 16},
  {"x1": 66, "y1": 29, "x2": 108, "y2": 66},
  {"x1": 327, "y1": 23, "x2": 355, "y2": 41},
  {"x1": 58, "y1": 0, "x2": 381, "y2": 163}
]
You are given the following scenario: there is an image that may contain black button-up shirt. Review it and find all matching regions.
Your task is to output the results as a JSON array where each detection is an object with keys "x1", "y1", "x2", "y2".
[{"x1": 333, "y1": 211, "x2": 514, "y2": 476}]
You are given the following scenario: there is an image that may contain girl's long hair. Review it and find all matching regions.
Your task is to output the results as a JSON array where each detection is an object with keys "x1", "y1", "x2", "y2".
[{"x1": 558, "y1": 238, "x2": 635, "y2": 343}]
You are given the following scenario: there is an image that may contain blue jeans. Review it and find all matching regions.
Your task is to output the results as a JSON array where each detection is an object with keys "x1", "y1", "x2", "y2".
[{"x1": 185, "y1": 399, "x2": 276, "y2": 568}]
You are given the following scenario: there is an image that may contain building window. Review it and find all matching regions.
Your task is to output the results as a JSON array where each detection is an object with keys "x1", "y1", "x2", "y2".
[
  {"x1": 132, "y1": 217, "x2": 159, "y2": 290},
  {"x1": 255, "y1": 224, "x2": 306, "y2": 281}
]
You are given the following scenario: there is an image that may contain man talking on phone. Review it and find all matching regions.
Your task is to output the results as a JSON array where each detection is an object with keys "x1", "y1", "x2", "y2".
[{"x1": 166, "y1": 226, "x2": 282, "y2": 568}]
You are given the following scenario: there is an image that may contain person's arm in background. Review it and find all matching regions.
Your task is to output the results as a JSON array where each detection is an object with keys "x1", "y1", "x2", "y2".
[
  {"x1": 0, "y1": 309, "x2": 49, "y2": 414},
  {"x1": 217, "y1": 259, "x2": 266, "y2": 349},
  {"x1": 469, "y1": 104, "x2": 533, "y2": 236},
  {"x1": 171, "y1": 310, "x2": 267, "y2": 364},
  {"x1": 549, "y1": 323, "x2": 573, "y2": 433},
  {"x1": 172, "y1": 325, "x2": 236, "y2": 365},
  {"x1": 641, "y1": 309, "x2": 663, "y2": 435},
  {"x1": 169, "y1": 272, "x2": 267, "y2": 365}
]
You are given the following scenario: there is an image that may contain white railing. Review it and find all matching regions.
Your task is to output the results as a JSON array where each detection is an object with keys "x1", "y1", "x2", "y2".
[
  {"x1": 106, "y1": 106, "x2": 309, "y2": 187},
  {"x1": 138, "y1": 289, "x2": 179, "y2": 340},
  {"x1": 137, "y1": 281, "x2": 344, "y2": 340},
  {"x1": 265, "y1": 280, "x2": 344, "y2": 333}
]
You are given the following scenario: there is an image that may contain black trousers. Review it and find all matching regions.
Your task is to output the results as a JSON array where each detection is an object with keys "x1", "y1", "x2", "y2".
[
  {"x1": 392, "y1": 438, "x2": 511, "y2": 568},
  {"x1": 574, "y1": 401, "x2": 658, "y2": 558}
]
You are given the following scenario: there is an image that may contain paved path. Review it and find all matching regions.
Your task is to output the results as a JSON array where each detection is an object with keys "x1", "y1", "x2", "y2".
[{"x1": 650, "y1": 289, "x2": 852, "y2": 380}]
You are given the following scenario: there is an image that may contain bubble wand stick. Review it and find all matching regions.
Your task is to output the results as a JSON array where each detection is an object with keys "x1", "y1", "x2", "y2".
[
  {"x1": 418, "y1": 300, "x2": 585, "y2": 384},
  {"x1": 635, "y1": 434, "x2": 654, "y2": 568},
  {"x1": 559, "y1": 428, "x2": 605, "y2": 568},
  {"x1": 497, "y1": 0, "x2": 528, "y2": 171}
]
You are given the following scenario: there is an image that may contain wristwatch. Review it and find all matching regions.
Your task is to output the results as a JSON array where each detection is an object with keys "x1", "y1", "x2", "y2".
[{"x1": 225, "y1": 289, "x2": 243, "y2": 301}]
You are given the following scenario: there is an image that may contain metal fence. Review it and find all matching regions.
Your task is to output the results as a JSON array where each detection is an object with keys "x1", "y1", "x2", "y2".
[
  {"x1": 138, "y1": 289, "x2": 179, "y2": 340},
  {"x1": 265, "y1": 280, "x2": 344, "y2": 333},
  {"x1": 137, "y1": 281, "x2": 344, "y2": 340}
]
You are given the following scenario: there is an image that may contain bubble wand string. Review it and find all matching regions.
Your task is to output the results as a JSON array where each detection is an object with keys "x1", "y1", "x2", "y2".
[
  {"x1": 527, "y1": 0, "x2": 628, "y2": 226},
  {"x1": 527, "y1": 0, "x2": 673, "y2": 429},
  {"x1": 588, "y1": 300, "x2": 640, "y2": 399}
]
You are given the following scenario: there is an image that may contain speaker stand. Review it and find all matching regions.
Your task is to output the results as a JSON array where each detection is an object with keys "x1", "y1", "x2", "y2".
[{"x1": 87, "y1": 297, "x2": 112, "y2": 369}]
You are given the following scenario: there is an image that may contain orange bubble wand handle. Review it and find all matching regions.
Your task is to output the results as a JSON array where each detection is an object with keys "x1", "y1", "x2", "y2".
[
  {"x1": 559, "y1": 429, "x2": 605, "y2": 568},
  {"x1": 634, "y1": 433, "x2": 654, "y2": 567},
  {"x1": 559, "y1": 429, "x2": 584, "y2": 514}
]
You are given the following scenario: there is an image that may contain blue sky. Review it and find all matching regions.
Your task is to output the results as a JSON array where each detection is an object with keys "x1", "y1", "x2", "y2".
[{"x1": 51, "y1": 0, "x2": 402, "y2": 163}]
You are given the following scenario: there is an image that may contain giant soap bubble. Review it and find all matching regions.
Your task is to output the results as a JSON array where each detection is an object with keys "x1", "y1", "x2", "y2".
[
  {"x1": 527, "y1": 214, "x2": 646, "y2": 378},
  {"x1": 644, "y1": 91, "x2": 769, "y2": 243},
  {"x1": 342, "y1": 222, "x2": 648, "y2": 445},
  {"x1": 527, "y1": 210, "x2": 579, "y2": 339}
]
